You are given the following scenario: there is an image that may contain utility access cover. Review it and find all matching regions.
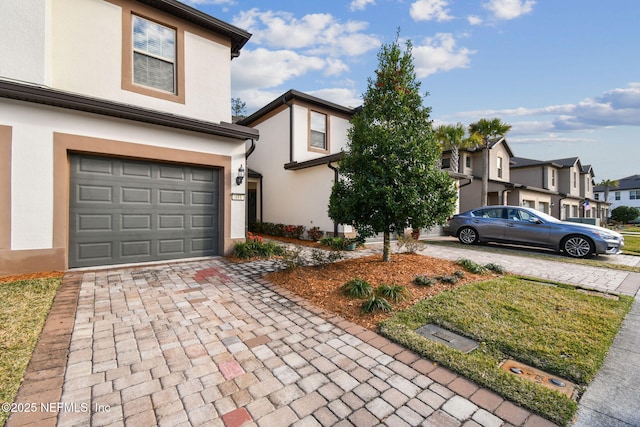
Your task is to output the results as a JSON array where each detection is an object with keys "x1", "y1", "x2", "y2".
[{"x1": 416, "y1": 324, "x2": 478, "y2": 353}]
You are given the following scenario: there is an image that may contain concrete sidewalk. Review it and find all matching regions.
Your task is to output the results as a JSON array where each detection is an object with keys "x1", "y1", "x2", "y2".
[{"x1": 7, "y1": 243, "x2": 640, "y2": 427}]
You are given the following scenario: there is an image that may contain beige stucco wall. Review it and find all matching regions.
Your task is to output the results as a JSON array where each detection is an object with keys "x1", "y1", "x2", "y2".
[
  {"x1": 248, "y1": 101, "x2": 353, "y2": 234},
  {"x1": 1, "y1": 0, "x2": 234, "y2": 123},
  {"x1": 0, "y1": 99, "x2": 246, "y2": 274},
  {"x1": 0, "y1": 0, "x2": 52, "y2": 86}
]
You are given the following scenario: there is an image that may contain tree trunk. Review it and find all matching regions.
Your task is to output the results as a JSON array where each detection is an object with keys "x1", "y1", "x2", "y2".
[
  {"x1": 383, "y1": 231, "x2": 391, "y2": 262},
  {"x1": 450, "y1": 147, "x2": 459, "y2": 174},
  {"x1": 481, "y1": 143, "x2": 489, "y2": 206}
]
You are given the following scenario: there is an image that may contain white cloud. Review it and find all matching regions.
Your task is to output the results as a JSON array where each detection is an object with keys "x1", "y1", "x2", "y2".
[
  {"x1": 483, "y1": 0, "x2": 535, "y2": 20},
  {"x1": 231, "y1": 48, "x2": 325, "y2": 89},
  {"x1": 410, "y1": 0, "x2": 454, "y2": 22},
  {"x1": 324, "y1": 58, "x2": 350, "y2": 76},
  {"x1": 350, "y1": 0, "x2": 375, "y2": 12},
  {"x1": 232, "y1": 9, "x2": 378, "y2": 56},
  {"x1": 467, "y1": 15, "x2": 483, "y2": 25},
  {"x1": 412, "y1": 33, "x2": 475, "y2": 78},
  {"x1": 309, "y1": 88, "x2": 362, "y2": 108},
  {"x1": 446, "y1": 83, "x2": 640, "y2": 136}
]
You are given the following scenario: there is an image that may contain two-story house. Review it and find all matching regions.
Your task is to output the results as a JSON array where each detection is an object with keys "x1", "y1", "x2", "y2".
[
  {"x1": 238, "y1": 90, "x2": 356, "y2": 237},
  {"x1": 453, "y1": 139, "x2": 515, "y2": 213},
  {"x1": 0, "y1": 0, "x2": 258, "y2": 275},
  {"x1": 594, "y1": 175, "x2": 640, "y2": 219},
  {"x1": 509, "y1": 157, "x2": 597, "y2": 220}
]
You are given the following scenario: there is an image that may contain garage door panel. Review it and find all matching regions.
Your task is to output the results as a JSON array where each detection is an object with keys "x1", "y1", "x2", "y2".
[
  {"x1": 121, "y1": 240, "x2": 152, "y2": 257},
  {"x1": 121, "y1": 161, "x2": 152, "y2": 178},
  {"x1": 159, "y1": 189, "x2": 185, "y2": 205},
  {"x1": 191, "y1": 169, "x2": 215, "y2": 182},
  {"x1": 191, "y1": 238, "x2": 213, "y2": 252},
  {"x1": 159, "y1": 239, "x2": 185, "y2": 255},
  {"x1": 159, "y1": 164, "x2": 186, "y2": 180},
  {"x1": 191, "y1": 191, "x2": 214, "y2": 205},
  {"x1": 122, "y1": 187, "x2": 152, "y2": 204},
  {"x1": 78, "y1": 157, "x2": 113, "y2": 174},
  {"x1": 77, "y1": 214, "x2": 113, "y2": 232},
  {"x1": 77, "y1": 185, "x2": 114, "y2": 203},
  {"x1": 159, "y1": 214, "x2": 185, "y2": 230},
  {"x1": 122, "y1": 214, "x2": 152, "y2": 230},
  {"x1": 69, "y1": 154, "x2": 220, "y2": 268},
  {"x1": 77, "y1": 242, "x2": 112, "y2": 261}
]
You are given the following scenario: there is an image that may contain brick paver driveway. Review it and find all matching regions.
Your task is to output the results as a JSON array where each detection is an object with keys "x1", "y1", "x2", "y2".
[{"x1": 8, "y1": 254, "x2": 558, "y2": 427}]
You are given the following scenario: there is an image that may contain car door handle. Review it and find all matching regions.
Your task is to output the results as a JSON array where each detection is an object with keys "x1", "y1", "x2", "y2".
[{"x1": 506, "y1": 223, "x2": 515, "y2": 227}]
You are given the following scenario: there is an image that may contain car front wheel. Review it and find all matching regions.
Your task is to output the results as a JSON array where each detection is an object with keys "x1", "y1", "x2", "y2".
[
  {"x1": 458, "y1": 227, "x2": 479, "y2": 245},
  {"x1": 561, "y1": 235, "x2": 594, "y2": 258}
]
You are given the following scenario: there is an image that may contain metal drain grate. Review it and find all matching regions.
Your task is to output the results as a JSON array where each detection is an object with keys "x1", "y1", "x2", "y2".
[{"x1": 415, "y1": 324, "x2": 478, "y2": 353}]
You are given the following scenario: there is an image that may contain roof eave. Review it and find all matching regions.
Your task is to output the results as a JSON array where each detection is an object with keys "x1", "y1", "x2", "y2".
[{"x1": 0, "y1": 79, "x2": 259, "y2": 141}]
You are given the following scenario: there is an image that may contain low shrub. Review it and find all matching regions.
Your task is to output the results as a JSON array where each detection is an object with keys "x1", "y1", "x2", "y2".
[
  {"x1": 396, "y1": 233, "x2": 426, "y2": 253},
  {"x1": 234, "y1": 240, "x2": 285, "y2": 259},
  {"x1": 283, "y1": 225, "x2": 305, "y2": 239},
  {"x1": 361, "y1": 296, "x2": 393, "y2": 314},
  {"x1": 484, "y1": 263, "x2": 506, "y2": 274},
  {"x1": 454, "y1": 270, "x2": 465, "y2": 278},
  {"x1": 377, "y1": 284, "x2": 410, "y2": 303},
  {"x1": 414, "y1": 275, "x2": 436, "y2": 287},
  {"x1": 310, "y1": 249, "x2": 343, "y2": 267},
  {"x1": 436, "y1": 275, "x2": 459, "y2": 284},
  {"x1": 455, "y1": 258, "x2": 488, "y2": 274},
  {"x1": 341, "y1": 278, "x2": 374, "y2": 299},
  {"x1": 307, "y1": 226, "x2": 324, "y2": 241}
]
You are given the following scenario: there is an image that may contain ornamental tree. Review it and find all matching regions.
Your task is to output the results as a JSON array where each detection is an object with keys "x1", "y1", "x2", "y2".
[{"x1": 328, "y1": 35, "x2": 457, "y2": 262}]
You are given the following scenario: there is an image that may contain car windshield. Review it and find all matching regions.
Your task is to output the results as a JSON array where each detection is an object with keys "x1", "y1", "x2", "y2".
[{"x1": 531, "y1": 210, "x2": 561, "y2": 223}]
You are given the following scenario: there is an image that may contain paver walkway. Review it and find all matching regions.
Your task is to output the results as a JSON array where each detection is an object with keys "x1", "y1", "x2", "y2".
[
  {"x1": 7, "y1": 241, "x2": 639, "y2": 427},
  {"x1": 9, "y1": 255, "x2": 555, "y2": 427}
]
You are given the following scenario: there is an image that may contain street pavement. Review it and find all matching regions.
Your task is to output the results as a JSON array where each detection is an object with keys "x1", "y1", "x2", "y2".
[{"x1": 6, "y1": 241, "x2": 639, "y2": 427}]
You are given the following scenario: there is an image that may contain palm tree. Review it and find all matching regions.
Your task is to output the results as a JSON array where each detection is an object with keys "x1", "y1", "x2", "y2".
[
  {"x1": 597, "y1": 179, "x2": 619, "y2": 220},
  {"x1": 434, "y1": 123, "x2": 478, "y2": 173},
  {"x1": 468, "y1": 118, "x2": 512, "y2": 206}
]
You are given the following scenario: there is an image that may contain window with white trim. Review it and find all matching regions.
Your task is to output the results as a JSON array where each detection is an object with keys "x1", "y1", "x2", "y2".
[
  {"x1": 309, "y1": 111, "x2": 328, "y2": 151},
  {"x1": 631, "y1": 190, "x2": 640, "y2": 200},
  {"x1": 497, "y1": 156, "x2": 503, "y2": 178},
  {"x1": 132, "y1": 15, "x2": 176, "y2": 94}
]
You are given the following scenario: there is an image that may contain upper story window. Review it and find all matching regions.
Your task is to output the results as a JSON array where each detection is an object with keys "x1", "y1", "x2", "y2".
[
  {"x1": 113, "y1": 0, "x2": 186, "y2": 104},
  {"x1": 631, "y1": 190, "x2": 639, "y2": 200},
  {"x1": 133, "y1": 16, "x2": 176, "y2": 94},
  {"x1": 615, "y1": 191, "x2": 621, "y2": 200},
  {"x1": 573, "y1": 172, "x2": 577, "y2": 188},
  {"x1": 497, "y1": 156, "x2": 503, "y2": 178},
  {"x1": 309, "y1": 111, "x2": 328, "y2": 152},
  {"x1": 441, "y1": 157, "x2": 451, "y2": 169},
  {"x1": 551, "y1": 169, "x2": 555, "y2": 186},
  {"x1": 465, "y1": 156, "x2": 471, "y2": 168}
]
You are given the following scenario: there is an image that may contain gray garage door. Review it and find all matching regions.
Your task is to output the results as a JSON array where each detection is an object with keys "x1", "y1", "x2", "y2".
[{"x1": 69, "y1": 154, "x2": 219, "y2": 268}]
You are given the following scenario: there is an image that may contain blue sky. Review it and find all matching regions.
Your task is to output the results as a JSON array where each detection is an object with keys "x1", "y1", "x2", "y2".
[{"x1": 186, "y1": 0, "x2": 639, "y2": 181}]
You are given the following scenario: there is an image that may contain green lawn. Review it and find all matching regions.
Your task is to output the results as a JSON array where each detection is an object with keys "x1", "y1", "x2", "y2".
[
  {"x1": 622, "y1": 234, "x2": 640, "y2": 256},
  {"x1": 0, "y1": 278, "x2": 60, "y2": 427},
  {"x1": 379, "y1": 276, "x2": 633, "y2": 426}
]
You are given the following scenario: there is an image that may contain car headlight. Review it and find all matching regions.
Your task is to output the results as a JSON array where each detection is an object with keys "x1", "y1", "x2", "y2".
[{"x1": 592, "y1": 231, "x2": 617, "y2": 240}]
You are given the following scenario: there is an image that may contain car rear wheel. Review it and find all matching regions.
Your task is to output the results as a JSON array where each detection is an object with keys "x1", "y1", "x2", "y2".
[
  {"x1": 458, "y1": 227, "x2": 479, "y2": 245},
  {"x1": 562, "y1": 235, "x2": 594, "y2": 258}
]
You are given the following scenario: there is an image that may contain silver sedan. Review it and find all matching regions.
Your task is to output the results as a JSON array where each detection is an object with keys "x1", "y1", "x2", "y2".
[{"x1": 444, "y1": 206, "x2": 624, "y2": 258}]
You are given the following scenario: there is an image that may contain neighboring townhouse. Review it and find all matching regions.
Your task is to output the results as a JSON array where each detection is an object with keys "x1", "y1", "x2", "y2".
[
  {"x1": 510, "y1": 157, "x2": 599, "y2": 221},
  {"x1": 0, "y1": 0, "x2": 258, "y2": 275},
  {"x1": 594, "y1": 174, "x2": 640, "y2": 216},
  {"x1": 452, "y1": 138, "x2": 515, "y2": 213},
  {"x1": 238, "y1": 90, "x2": 357, "y2": 237}
]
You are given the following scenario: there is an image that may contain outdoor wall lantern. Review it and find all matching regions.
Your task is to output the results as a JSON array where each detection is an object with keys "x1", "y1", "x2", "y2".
[{"x1": 236, "y1": 164, "x2": 245, "y2": 185}]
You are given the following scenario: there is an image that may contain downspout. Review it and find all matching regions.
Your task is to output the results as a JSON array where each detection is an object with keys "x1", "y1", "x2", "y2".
[
  {"x1": 289, "y1": 99, "x2": 294, "y2": 163},
  {"x1": 558, "y1": 194, "x2": 567, "y2": 219},
  {"x1": 327, "y1": 162, "x2": 339, "y2": 237},
  {"x1": 244, "y1": 139, "x2": 262, "y2": 224}
]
